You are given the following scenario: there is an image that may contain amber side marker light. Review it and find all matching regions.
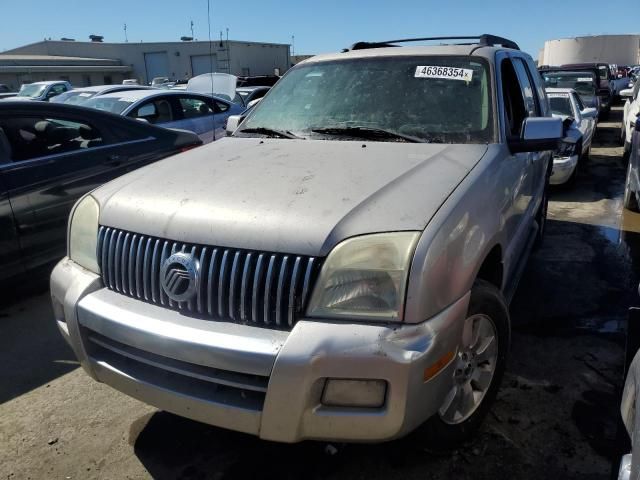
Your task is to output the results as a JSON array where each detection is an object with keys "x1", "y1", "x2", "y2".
[{"x1": 424, "y1": 350, "x2": 455, "y2": 382}]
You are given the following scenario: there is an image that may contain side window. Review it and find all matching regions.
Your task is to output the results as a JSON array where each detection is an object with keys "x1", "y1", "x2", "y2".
[
  {"x1": 214, "y1": 100, "x2": 230, "y2": 113},
  {"x1": 524, "y1": 57, "x2": 550, "y2": 116},
  {"x1": 132, "y1": 98, "x2": 174, "y2": 124},
  {"x1": 0, "y1": 116, "x2": 104, "y2": 162},
  {"x1": 512, "y1": 58, "x2": 539, "y2": 117},
  {"x1": 500, "y1": 59, "x2": 527, "y2": 137},
  {"x1": 178, "y1": 97, "x2": 213, "y2": 119}
]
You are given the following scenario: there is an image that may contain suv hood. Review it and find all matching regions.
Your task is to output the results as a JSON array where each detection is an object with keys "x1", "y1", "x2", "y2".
[{"x1": 95, "y1": 138, "x2": 487, "y2": 256}]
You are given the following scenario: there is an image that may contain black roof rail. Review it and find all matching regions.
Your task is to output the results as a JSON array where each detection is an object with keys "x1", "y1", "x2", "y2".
[{"x1": 345, "y1": 34, "x2": 519, "y2": 52}]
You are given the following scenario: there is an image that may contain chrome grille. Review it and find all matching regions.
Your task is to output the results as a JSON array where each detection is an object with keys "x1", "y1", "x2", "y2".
[{"x1": 97, "y1": 226, "x2": 320, "y2": 329}]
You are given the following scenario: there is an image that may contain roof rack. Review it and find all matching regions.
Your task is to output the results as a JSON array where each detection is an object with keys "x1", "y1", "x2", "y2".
[{"x1": 345, "y1": 34, "x2": 520, "y2": 52}]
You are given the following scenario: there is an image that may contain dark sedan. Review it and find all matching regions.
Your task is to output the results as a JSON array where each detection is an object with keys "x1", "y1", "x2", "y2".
[{"x1": 0, "y1": 101, "x2": 201, "y2": 282}]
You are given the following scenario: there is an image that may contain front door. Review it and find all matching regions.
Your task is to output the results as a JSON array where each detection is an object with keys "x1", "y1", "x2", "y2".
[{"x1": 0, "y1": 113, "x2": 151, "y2": 270}]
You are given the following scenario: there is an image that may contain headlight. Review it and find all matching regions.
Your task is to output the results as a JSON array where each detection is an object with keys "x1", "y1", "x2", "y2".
[
  {"x1": 556, "y1": 140, "x2": 577, "y2": 158},
  {"x1": 307, "y1": 232, "x2": 420, "y2": 322},
  {"x1": 68, "y1": 195, "x2": 100, "y2": 273}
]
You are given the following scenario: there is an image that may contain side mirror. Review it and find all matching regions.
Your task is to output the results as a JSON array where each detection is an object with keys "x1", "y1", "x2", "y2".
[
  {"x1": 508, "y1": 117, "x2": 563, "y2": 154},
  {"x1": 581, "y1": 107, "x2": 598, "y2": 119},
  {"x1": 135, "y1": 118, "x2": 149, "y2": 124},
  {"x1": 246, "y1": 97, "x2": 263, "y2": 109},
  {"x1": 225, "y1": 115, "x2": 244, "y2": 135}
]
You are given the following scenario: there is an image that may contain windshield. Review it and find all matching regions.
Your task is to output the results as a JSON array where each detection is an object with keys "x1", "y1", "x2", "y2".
[
  {"x1": 18, "y1": 84, "x2": 46, "y2": 98},
  {"x1": 50, "y1": 91, "x2": 96, "y2": 105},
  {"x1": 239, "y1": 56, "x2": 494, "y2": 143},
  {"x1": 548, "y1": 95, "x2": 573, "y2": 117},
  {"x1": 82, "y1": 96, "x2": 134, "y2": 114},
  {"x1": 542, "y1": 73, "x2": 596, "y2": 97}
]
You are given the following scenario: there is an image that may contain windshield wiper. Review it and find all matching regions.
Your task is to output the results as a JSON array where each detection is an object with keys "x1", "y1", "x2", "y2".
[
  {"x1": 237, "y1": 127, "x2": 303, "y2": 139},
  {"x1": 310, "y1": 126, "x2": 427, "y2": 143}
]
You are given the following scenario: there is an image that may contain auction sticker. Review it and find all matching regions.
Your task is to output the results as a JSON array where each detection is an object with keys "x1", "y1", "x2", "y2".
[
  {"x1": 547, "y1": 93, "x2": 568, "y2": 98},
  {"x1": 577, "y1": 77, "x2": 593, "y2": 82},
  {"x1": 415, "y1": 66, "x2": 473, "y2": 81}
]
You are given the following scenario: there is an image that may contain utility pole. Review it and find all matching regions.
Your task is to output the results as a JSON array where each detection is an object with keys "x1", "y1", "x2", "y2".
[
  {"x1": 190, "y1": 20, "x2": 194, "y2": 39},
  {"x1": 226, "y1": 28, "x2": 230, "y2": 74},
  {"x1": 124, "y1": 23, "x2": 128, "y2": 42},
  {"x1": 291, "y1": 35, "x2": 295, "y2": 57}
]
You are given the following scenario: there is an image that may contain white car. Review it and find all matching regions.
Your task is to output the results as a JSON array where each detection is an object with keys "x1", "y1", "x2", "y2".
[
  {"x1": 9, "y1": 80, "x2": 72, "y2": 102},
  {"x1": 621, "y1": 82, "x2": 640, "y2": 157},
  {"x1": 80, "y1": 89, "x2": 244, "y2": 144},
  {"x1": 546, "y1": 88, "x2": 597, "y2": 185}
]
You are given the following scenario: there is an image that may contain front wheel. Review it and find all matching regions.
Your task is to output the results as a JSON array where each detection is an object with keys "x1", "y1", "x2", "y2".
[{"x1": 421, "y1": 280, "x2": 509, "y2": 449}]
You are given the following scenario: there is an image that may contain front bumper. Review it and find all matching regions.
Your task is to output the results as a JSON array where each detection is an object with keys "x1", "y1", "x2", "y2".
[
  {"x1": 550, "y1": 154, "x2": 578, "y2": 185},
  {"x1": 618, "y1": 454, "x2": 631, "y2": 480},
  {"x1": 51, "y1": 257, "x2": 468, "y2": 443}
]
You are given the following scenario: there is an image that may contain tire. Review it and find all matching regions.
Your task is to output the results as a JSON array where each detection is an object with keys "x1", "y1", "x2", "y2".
[
  {"x1": 421, "y1": 280, "x2": 510, "y2": 450},
  {"x1": 624, "y1": 161, "x2": 639, "y2": 212},
  {"x1": 533, "y1": 185, "x2": 548, "y2": 249}
]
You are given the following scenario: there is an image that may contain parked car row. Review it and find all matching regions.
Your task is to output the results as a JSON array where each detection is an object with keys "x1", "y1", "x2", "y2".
[
  {"x1": 4, "y1": 76, "x2": 263, "y2": 145},
  {"x1": 4, "y1": 35, "x2": 635, "y2": 463}
]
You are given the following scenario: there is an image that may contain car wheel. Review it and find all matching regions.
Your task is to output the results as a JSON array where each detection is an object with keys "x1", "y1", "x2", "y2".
[
  {"x1": 624, "y1": 161, "x2": 639, "y2": 212},
  {"x1": 421, "y1": 280, "x2": 509, "y2": 450}
]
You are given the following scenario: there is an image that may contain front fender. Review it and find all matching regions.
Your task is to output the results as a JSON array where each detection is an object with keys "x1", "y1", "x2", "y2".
[{"x1": 404, "y1": 146, "x2": 508, "y2": 323}]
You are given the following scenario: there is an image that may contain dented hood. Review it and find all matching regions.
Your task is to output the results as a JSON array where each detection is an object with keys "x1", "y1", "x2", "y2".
[{"x1": 94, "y1": 138, "x2": 487, "y2": 256}]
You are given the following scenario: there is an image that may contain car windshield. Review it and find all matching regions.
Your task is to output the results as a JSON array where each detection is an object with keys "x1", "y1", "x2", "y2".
[
  {"x1": 542, "y1": 72, "x2": 596, "y2": 97},
  {"x1": 82, "y1": 96, "x2": 135, "y2": 114},
  {"x1": 18, "y1": 84, "x2": 46, "y2": 98},
  {"x1": 239, "y1": 56, "x2": 494, "y2": 143},
  {"x1": 548, "y1": 95, "x2": 573, "y2": 117},
  {"x1": 51, "y1": 91, "x2": 96, "y2": 105}
]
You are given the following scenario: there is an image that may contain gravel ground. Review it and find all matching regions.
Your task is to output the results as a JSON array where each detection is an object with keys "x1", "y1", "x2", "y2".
[{"x1": 0, "y1": 106, "x2": 636, "y2": 480}]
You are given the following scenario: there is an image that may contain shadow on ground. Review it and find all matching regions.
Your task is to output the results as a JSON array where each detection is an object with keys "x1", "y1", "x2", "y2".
[{"x1": 0, "y1": 268, "x2": 77, "y2": 404}]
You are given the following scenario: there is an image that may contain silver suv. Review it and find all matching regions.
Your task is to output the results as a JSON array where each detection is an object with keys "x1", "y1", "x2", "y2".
[{"x1": 51, "y1": 35, "x2": 562, "y2": 446}]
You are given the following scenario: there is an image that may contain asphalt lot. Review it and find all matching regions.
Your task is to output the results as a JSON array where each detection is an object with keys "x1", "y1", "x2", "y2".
[{"x1": 1, "y1": 106, "x2": 638, "y2": 480}]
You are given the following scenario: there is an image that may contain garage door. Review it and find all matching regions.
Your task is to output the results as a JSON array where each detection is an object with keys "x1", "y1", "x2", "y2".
[
  {"x1": 144, "y1": 52, "x2": 170, "y2": 82},
  {"x1": 191, "y1": 55, "x2": 218, "y2": 76}
]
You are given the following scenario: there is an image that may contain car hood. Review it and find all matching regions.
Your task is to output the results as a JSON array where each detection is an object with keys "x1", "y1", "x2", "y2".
[{"x1": 95, "y1": 138, "x2": 487, "y2": 256}]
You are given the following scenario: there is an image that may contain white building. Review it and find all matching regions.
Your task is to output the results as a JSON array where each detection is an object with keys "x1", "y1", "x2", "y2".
[
  {"x1": 539, "y1": 34, "x2": 640, "y2": 66},
  {"x1": 1, "y1": 38, "x2": 291, "y2": 89}
]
